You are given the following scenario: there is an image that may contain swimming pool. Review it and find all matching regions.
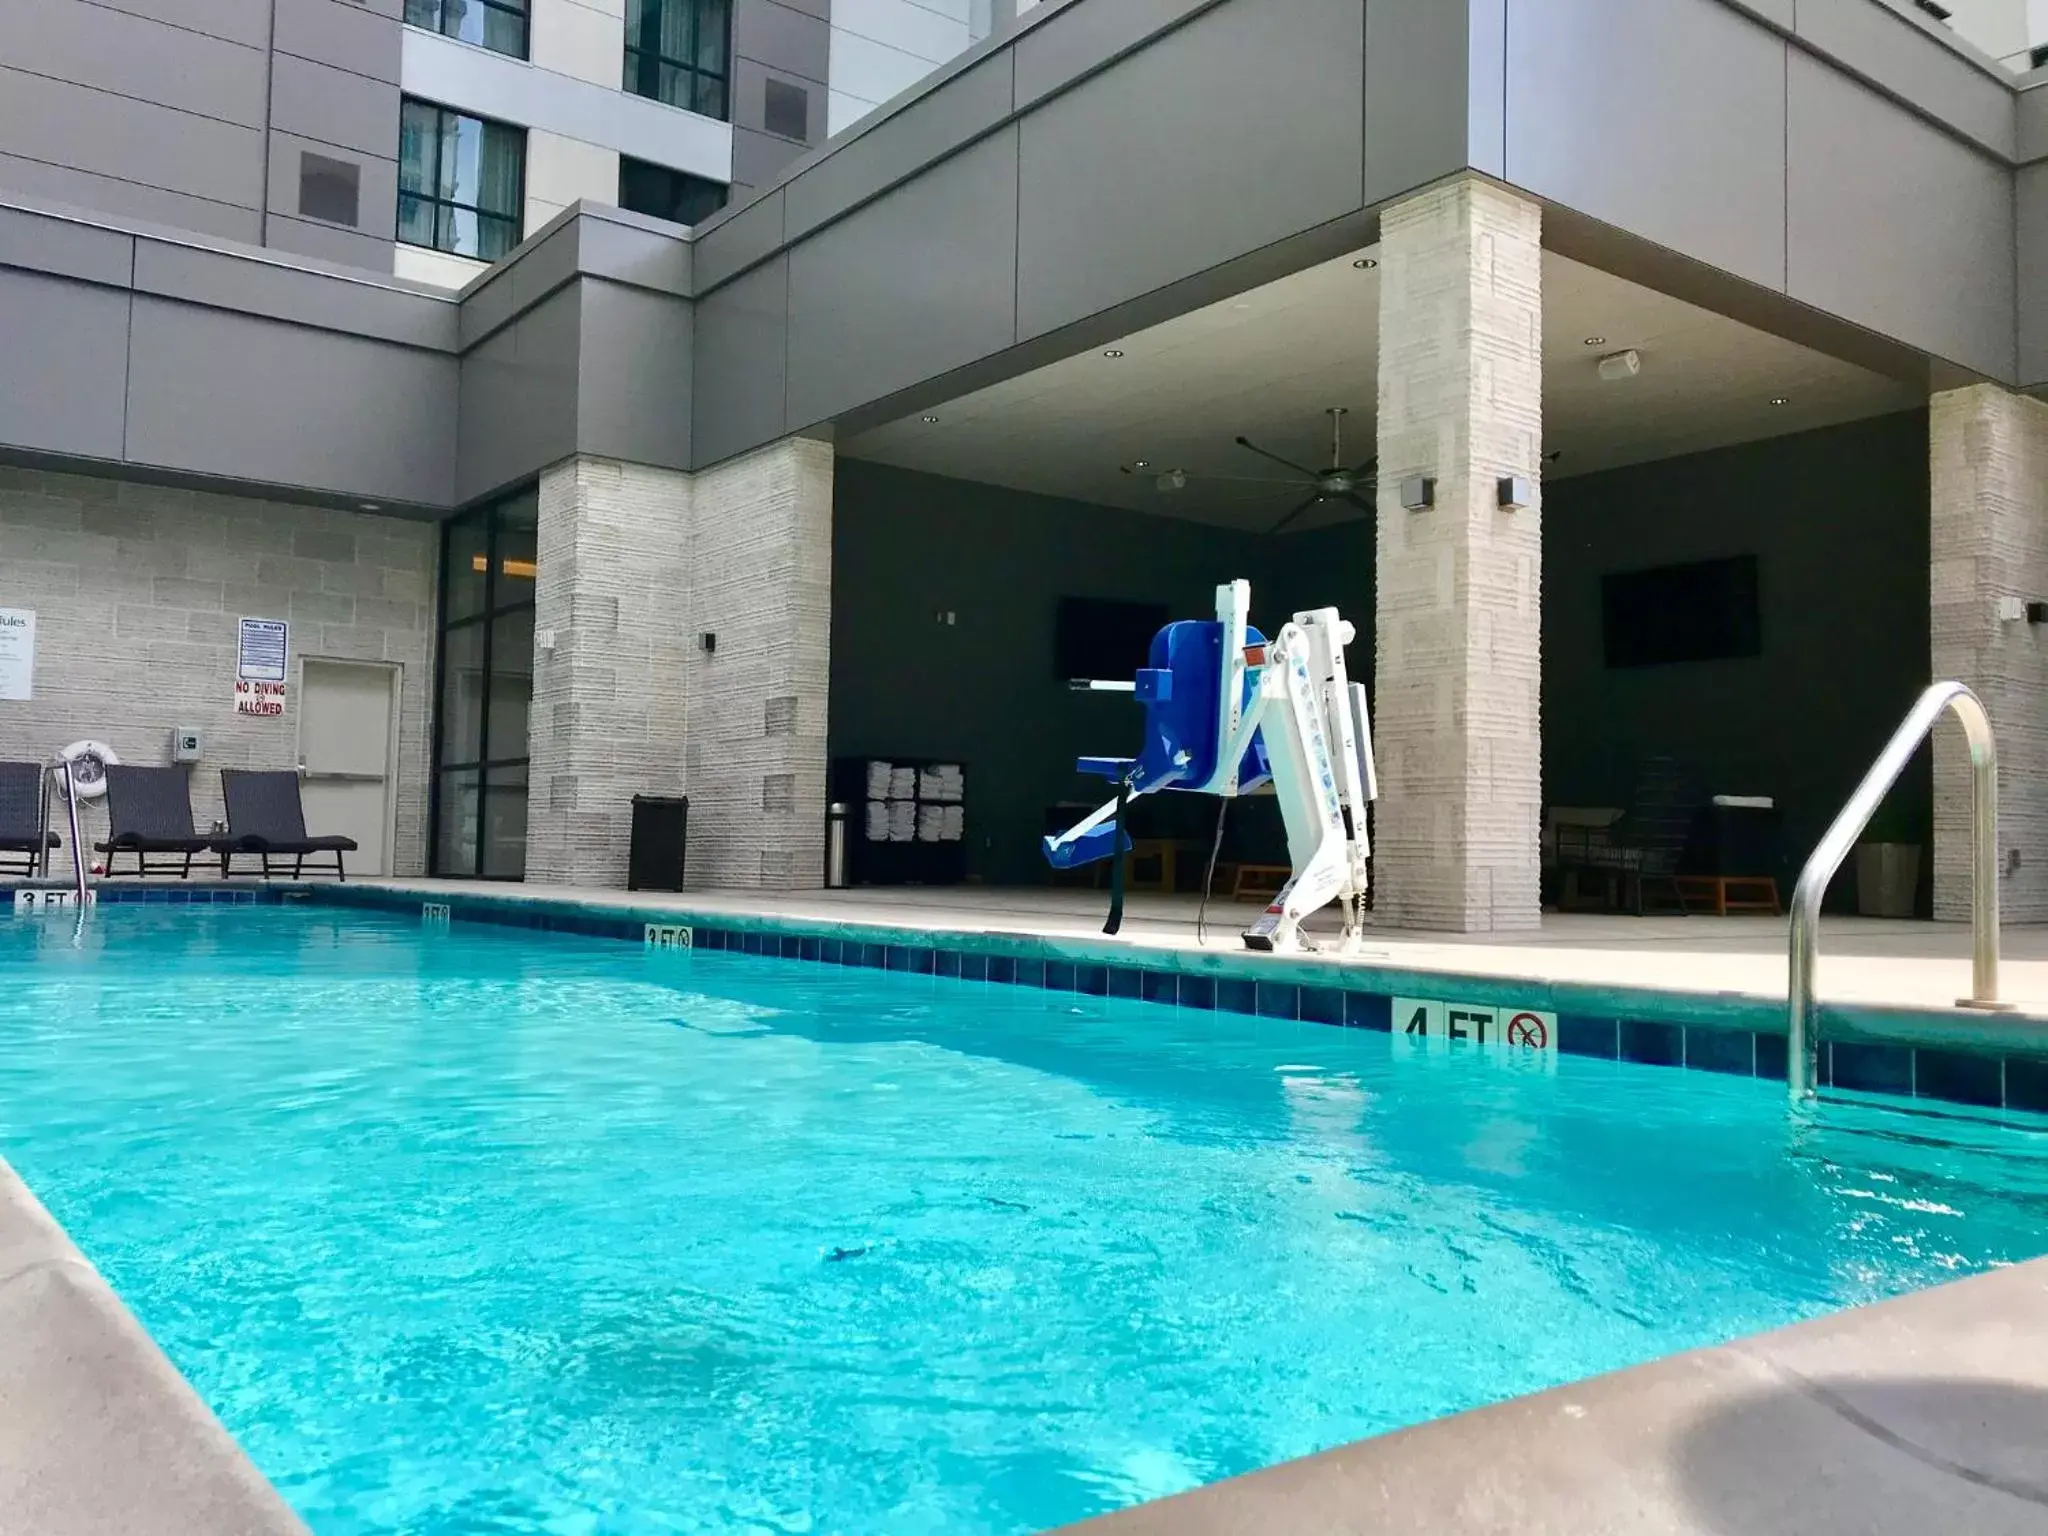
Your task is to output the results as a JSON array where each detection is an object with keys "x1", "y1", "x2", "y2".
[{"x1": 3, "y1": 904, "x2": 2046, "y2": 1535}]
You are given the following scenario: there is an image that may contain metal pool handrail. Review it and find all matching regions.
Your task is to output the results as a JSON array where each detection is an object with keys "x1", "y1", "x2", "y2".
[{"x1": 1788, "y1": 681, "x2": 2000, "y2": 1102}]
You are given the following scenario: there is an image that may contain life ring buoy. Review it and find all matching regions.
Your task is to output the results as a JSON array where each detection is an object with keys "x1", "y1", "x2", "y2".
[{"x1": 56, "y1": 741, "x2": 119, "y2": 800}]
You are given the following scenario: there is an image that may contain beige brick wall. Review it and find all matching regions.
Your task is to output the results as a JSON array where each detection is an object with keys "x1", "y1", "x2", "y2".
[
  {"x1": 1930, "y1": 384, "x2": 2048, "y2": 921},
  {"x1": 0, "y1": 467, "x2": 437, "y2": 874},
  {"x1": 1373, "y1": 176, "x2": 1544, "y2": 933},
  {"x1": 689, "y1": 438, "x2": 834, "y2": 890},
  {"x1": 526, "y1": 456, "x2": 694, "y2": 887},
  {"x1": 525, "y1": 439, "x2": 834, "y2": 891}
]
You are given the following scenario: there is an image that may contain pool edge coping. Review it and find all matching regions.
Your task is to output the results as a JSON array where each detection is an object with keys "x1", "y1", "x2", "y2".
[{"x1": 0, "y1": 1155, "x2": 309, "y2": 1535}]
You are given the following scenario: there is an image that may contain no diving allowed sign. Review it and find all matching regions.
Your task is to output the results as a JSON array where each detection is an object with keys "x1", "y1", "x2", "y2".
[{"x1": 1394, "y1": 997, "x2": 1558, "y2": 1058}]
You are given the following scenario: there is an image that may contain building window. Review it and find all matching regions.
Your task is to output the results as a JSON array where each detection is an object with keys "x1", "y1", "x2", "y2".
[
  {"x1": 618, "y1": 155, "x2": 728, "y2": 227},
  {"x1": 298, "y1": 151, "x2": 361, "y2": 227},
  {"x1": 398, "y1": 99, "x2": 525, "y2": 262},
  {"x1": 404, "y1": 0, "x2": 529, "y2": 59},
  {"x1": 431, "y1": 490, "x2": 536, "y2": 879},
  {"x1": 623, "y1": 0, "x2": 731, "y2": 120}
]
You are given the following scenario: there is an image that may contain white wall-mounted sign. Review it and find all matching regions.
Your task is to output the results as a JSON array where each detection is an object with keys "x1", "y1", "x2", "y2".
[
  {"x1": 1394, "y1": 997, "x2": 1558, "y2": 1056},
  {"x1": 0, "y1": 608, "x2": 34, "y2": 701},
  {"x1": 237, "y1": 617, "x2": 289, "y2": 682},
  {"x1": 234, "y1": 679, "x2": 287, "y2": 718}
]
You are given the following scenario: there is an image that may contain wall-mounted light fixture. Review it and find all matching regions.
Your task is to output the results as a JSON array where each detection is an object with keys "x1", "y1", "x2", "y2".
[
  {"x1": 1400, "y1": 475, "x2": 1436, "y2": 512},
  {"x1": 702, "y1": 632, "x2": 718, "y2": 654}
]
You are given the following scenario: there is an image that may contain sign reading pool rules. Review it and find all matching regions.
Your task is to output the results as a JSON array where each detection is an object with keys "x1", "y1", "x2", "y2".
[
  {"x1": 1394, "y1": 997, "x2": 1558, "y2": 1066},
  {"x1": 235, "y1": 617, "x2": 289, "y2": 717},
  {"x1": 0, "y1": 607, "x2": 34, "y2": 702}
]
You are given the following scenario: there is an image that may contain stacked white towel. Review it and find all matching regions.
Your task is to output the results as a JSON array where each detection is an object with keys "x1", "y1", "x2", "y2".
[
  {"x1": 865, "y1": 801, "x2": 891, "y2": 842},
  {"x1": 887, "y1": 800, "x2": 917, "y2": 842},
  {"x1": 921, "y1": 764, "x2": 966, "y2": 802},
  {"x1": 866, "y1": 761, "x2": 894, "y2": 799},
  {"x1": 889, "y1": 766, "x2": 918, "y2": 799},
  {"x1": 939, "y1": 804, "x2": 966, "y2": 842},
  {"x1": 917, "y1": 804, "x2": 945, "y2": 842}
]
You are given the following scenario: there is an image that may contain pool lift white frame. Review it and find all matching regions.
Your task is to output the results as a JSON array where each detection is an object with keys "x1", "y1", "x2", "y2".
[{"x1": 1052, "y1": 581, "x2": 1378, "y2": 954}]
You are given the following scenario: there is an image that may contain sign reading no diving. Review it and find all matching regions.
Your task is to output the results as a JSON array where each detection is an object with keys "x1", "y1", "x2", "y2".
[{"x1": 1394, "y1": 997, "x2": 1559, "y2": 1057}]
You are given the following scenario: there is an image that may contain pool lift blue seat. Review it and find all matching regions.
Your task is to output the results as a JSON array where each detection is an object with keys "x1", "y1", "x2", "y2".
[{"x1": 1044, "y1": 580, "x2": 1378, "y2": 953}]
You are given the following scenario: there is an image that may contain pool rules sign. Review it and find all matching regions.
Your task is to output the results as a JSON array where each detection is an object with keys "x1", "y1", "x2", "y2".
[
  {"x1": 1394, "y1": 997, "x2": 1558, "y2": 1057},
  {"x1": 235, "y1": 617, "x2": 288, "y2": 717}
]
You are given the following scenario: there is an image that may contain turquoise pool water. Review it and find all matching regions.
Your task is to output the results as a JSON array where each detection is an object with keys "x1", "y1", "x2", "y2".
[{"x1": 3, "y1": 906, "x2": 2047, "y2": 1534}]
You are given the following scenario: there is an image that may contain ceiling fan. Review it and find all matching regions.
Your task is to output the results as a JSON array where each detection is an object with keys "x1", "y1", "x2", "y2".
[{"x1": 1124, "y1": 407, "x2": 1377, "y2": 534}]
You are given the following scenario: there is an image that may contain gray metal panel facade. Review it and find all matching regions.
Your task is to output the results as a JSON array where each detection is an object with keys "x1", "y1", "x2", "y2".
[
  {"x1": 1787, "y1": 49, "x2": 2017, "y2": 380},
  {"x1": 731, "y1": 0, "x2": 831, "y2": 190},
  {"x1": 0, "y1": 151, "x2": 261, "y2": 243},
  {"x1": 786, "y1": 128, "x2": 1019, "y2": 426},
  {"x1": 692, "y1": 255, "x2": 789, "y2": 466},
  {"x1": 576, "y1": 279, "x2": 694, "y2": 470},
  {"x1": 0, "y1": 0, "x2": 399, "y2": 271},
  {"x1": 1365, "y1": 0, "x2": 1483, "y2": 206},
  {"x1": 783, "y1": 52, "x2": 1014, "y2": 240},
  {"x1": 2019, "y1": 161, "x2": 2048, "y2": 385},
  {"x1": 272, "y1": 0, "x2": 402, "y2": 86},
  {"x1": 9, "y1": 0, "x2": 269, "y2": 126},
  {"x1": 1012, "y1": 0, "x2": 1365, "y2": 342},
  {"x1": 125, "y1": 296, "x2": 457, "y2": 504},
  {"x1": 456, "y1": 286, "x2": 581, "y2": 503},
  {"x1": 0, "y1": 270, "x2": 132, "y2": 460},
  {"x1": 0, "y1": 65, "x2": 264, "y2": 211},
  {"x1": 1503, "y1": 0, "x2": 1790, "y2": 293},
  {"x1": 1794, "y1": 0, "x2": 2015, "y2": 157}
]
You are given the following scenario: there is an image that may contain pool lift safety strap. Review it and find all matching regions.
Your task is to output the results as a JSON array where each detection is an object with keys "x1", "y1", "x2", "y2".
[{"x1": 1044, "y1": 580, "x2": 1378, "y2": 954}]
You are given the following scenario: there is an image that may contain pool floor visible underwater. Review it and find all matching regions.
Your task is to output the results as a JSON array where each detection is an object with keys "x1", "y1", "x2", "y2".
[{"x1": 3, "y1": 905, "x2": 2046, "y2": 1535}]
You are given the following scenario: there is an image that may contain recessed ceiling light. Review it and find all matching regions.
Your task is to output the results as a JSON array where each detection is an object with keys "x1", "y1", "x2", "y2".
[
  {"x1": 1353, "y1": 258, "x2": 1378, "y2": 270},
  {"x1": 1769, "y1": 396, "x2": 1790, "y2": 407},
  {"x1": 358, "y1": 501, "x2": 381, "y2": 511},
  {"x1": 1103, "y1": 349, "x2": 1125, "y2": 358},
  {"x1": 921, "y1": 414, "x2": 940, "y2": 423},
  {"x1": 1134, "y1": 459, "x2": 1151, "y2": 469},
  {"x1": 1582, "y1": 336, "x2": 1605, "y2": 347}
]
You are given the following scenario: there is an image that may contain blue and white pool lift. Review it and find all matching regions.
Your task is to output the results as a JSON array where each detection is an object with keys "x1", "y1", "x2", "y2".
[{"x1": 1043, "y1": 580, "x2": 1379, "y2": 954}]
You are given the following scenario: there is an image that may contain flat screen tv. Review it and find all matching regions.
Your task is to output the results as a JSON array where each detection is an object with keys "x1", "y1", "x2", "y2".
[
  {"x1": 1602, "y1": 555, "x2": 1761, "y2": 669},
  {"x1": 1055, "y1": 597, "x2": 1171, "y2": 683}
]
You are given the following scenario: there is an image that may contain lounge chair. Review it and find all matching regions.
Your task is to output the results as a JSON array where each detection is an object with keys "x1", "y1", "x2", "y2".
[
  {"x1": 95, "y1": 765, "x2": 219, "y2": 878},
  {"x1": 0, "y1": 761, "x2": 59, "y2": 877},
  {"x1": 218, "y1": 769, "x2": 357, "y2": 880}
]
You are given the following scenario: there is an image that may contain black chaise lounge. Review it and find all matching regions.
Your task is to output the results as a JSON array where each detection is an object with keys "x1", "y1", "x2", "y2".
[
  {"x1": 218, "y1": 769, "x2": 357, "y2": 880},
  {"x1": 0, "y1": 761, "x2": 59, "y2": 877},
  {"x1": 95, "y1": 764, "x2": 219, "y2": 878}
]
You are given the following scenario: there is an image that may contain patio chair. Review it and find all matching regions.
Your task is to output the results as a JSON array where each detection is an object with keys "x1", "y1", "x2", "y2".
[
  {"x1": 217, "y1": 769, "x2": 357, "y2": 880},
  {"x1": 95, "y1": 764, "x2": 220, "y2": 878},
  {"x1": 1554, "y1": 756, "x2": 1699, "y2": 915},
  {"x1": 0, "y1": 761, "x2": 58, "y2": 877}
]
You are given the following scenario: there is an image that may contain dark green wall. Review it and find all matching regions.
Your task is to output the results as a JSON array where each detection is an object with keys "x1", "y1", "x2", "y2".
[
  {"x1": 831, "y1": 461, "x2": 1262, "y2": 883},
  {"x1": 1543, "y1": 410, "x2": 1932, "y2": 892},
  {"x1": 833, "y1": 412, "x2": 1931, "y2": 895}
]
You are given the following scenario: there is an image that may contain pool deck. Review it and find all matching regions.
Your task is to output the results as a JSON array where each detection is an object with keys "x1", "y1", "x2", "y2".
[
  {"x1": 1052, "y1": 1256, "x2": 2048, "y2": 1536},
  {"x1": 365, "y1": 878, "x2": 2048, "y2": 1022}
]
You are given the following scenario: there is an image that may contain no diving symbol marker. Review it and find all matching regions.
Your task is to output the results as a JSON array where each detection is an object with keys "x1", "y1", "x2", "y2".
[{"x1": 1506, "y1": 1013, "x2": 1548, "y2": 1050}]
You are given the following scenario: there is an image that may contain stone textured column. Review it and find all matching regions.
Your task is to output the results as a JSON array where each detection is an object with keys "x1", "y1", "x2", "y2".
[
  {"x1": 1373, "y1": 177, "x2": 1544, "y2": 932},
  {"x1": 527, "y1": 456, "x2": 695, "y2": 887},
  {"x1": 1930, "y1": 384, "x2": 2048, "y2": 921},
  {"x1": 525, "y1": 440, "x2": 834, "y2": 891},
  {"x1": 686, "y1": 437, "x2": 834, "y2": 890}
]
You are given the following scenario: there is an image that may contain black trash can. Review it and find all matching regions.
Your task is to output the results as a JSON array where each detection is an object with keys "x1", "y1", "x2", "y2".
[{"x1": 628, "y1": 795, "x2": 688, "y2": 891}]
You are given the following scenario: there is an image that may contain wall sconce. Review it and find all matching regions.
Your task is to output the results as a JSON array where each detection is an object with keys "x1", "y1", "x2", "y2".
[
  {"x1": 1497, "y1": 476, "x2": 1535, "y2": 511},
  {"x1": 1399, "y1": 475, "x2": 1436, "y2": 512},
  {"x1": 702, "y1": 632, "x2": 718, "y2": 654}
]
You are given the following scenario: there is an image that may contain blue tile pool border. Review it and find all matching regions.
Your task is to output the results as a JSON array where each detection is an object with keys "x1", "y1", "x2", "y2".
[{"x1": 18, "y1": 880, "x2": 2048, "y2": 1120}]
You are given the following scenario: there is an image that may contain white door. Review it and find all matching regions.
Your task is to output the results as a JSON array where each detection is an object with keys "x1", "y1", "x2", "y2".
[{"x1": 298, "y1": 660, "x2": 399, "y2": 876}]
